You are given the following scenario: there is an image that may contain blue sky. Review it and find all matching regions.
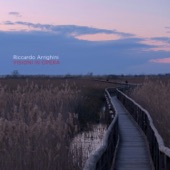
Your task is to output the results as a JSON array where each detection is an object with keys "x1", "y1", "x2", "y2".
[{"x1": 0, "y1": 0, "x2": 170, "y2": 75}]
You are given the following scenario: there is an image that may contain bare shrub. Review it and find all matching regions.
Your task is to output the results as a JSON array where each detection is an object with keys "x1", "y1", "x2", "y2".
[{"x1": 130, "y1": 78, "x2": 170, "y2": 147}]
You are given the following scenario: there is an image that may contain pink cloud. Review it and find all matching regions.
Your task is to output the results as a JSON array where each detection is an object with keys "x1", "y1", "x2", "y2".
[
  {"x1": 150, "y1": 58, "x2": 170, "y2": 64},
  {"x1": 76, "y1": 33, "x2": 121, "y2": 41}
]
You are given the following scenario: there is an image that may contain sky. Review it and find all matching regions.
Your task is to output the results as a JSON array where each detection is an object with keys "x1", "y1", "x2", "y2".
[{"x1": 0, "y1": 0, "x2": 170, "y2": 75}]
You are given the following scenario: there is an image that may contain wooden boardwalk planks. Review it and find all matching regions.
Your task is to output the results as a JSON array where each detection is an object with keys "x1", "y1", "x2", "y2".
[{"x1": 111, "y1": 96, "x2": 152, "y2": 170}]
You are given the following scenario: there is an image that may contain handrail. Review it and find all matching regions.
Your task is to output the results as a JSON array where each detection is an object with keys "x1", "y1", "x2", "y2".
[
  {"x1": 83, "y1": 88, "x2": 119, "y2": 170},
  {"x1": 116, "y1": 88, "x2": 170, "y2": 170},
  {"x1": 94, "y1": 79, "x2": 142, "y2": 87}
]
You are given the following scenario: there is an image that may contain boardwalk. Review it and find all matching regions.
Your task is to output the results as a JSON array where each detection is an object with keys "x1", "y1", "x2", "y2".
[{"x1": 111, "y1": 96, "x2": 152, "y2": 170}]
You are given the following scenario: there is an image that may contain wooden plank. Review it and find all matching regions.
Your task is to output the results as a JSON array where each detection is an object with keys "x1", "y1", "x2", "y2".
[{"x1": 111, "y1": 97, "x2": 152, "y2": 170}]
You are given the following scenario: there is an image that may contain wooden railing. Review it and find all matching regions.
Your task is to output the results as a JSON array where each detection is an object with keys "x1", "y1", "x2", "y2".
[
  {"x1": 116, "y1": 89, "x2": 170, "y2": 170},
  {"x1": 83, "y1": 88, "x2": 119, "y2": 170}
]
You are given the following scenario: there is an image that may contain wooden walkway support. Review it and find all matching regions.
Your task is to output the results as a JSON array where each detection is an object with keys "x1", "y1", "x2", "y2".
[{"x1": 111, "y1": 96, "x2": 152, "y2": 170}]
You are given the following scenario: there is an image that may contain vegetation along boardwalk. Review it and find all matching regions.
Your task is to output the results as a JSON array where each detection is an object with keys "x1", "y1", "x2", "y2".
[{"x1": 111, "y1": 96, "x2": 153, "y2": 170}]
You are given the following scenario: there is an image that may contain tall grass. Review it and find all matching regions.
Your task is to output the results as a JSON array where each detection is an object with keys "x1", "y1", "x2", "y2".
[
  {"x1": 130, "y1": 78, "x2": 170, "y2": 147},
  {"x1": 0, "y1": 77, "x2": 114, "y2": 169},
  {"x1": 0, "y1": 80, "x2": 82, "y2": 170}
]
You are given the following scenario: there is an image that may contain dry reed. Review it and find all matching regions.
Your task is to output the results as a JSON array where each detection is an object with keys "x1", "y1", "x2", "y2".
[
  {"x1": 0, "y1": 80, "x2": 82, "y2": 170},
  {"x1": 130, "y1": 78, "x2": 170, "y2": 147}
]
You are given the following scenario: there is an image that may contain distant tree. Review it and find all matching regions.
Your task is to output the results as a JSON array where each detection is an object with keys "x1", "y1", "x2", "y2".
[
  {"x1": 12, "y1": 70, "x2": 19, "y2": 77},
  {"x1": 87, "y1": 72, "x2": 93, "y2": 77}
]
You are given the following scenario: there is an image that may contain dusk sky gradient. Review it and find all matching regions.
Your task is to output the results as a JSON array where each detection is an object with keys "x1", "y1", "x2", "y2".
[{"x1": 0, "y1": 0, "x2": 170, "y2": 75}]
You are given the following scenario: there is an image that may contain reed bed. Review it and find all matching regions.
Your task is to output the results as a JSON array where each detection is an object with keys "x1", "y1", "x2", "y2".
[
  {"x1": 70, "y1": 124, "x2": 107, "y2": 167},
  {"x1": 0, "y1": 77, "x2": 113, "y2": 170},
  {"x1": 0, "y1": 80, "x2": 82, "y2": 170},
  {"x1": 130, "y1": 78, "x2": 170, "y2": 147}
]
